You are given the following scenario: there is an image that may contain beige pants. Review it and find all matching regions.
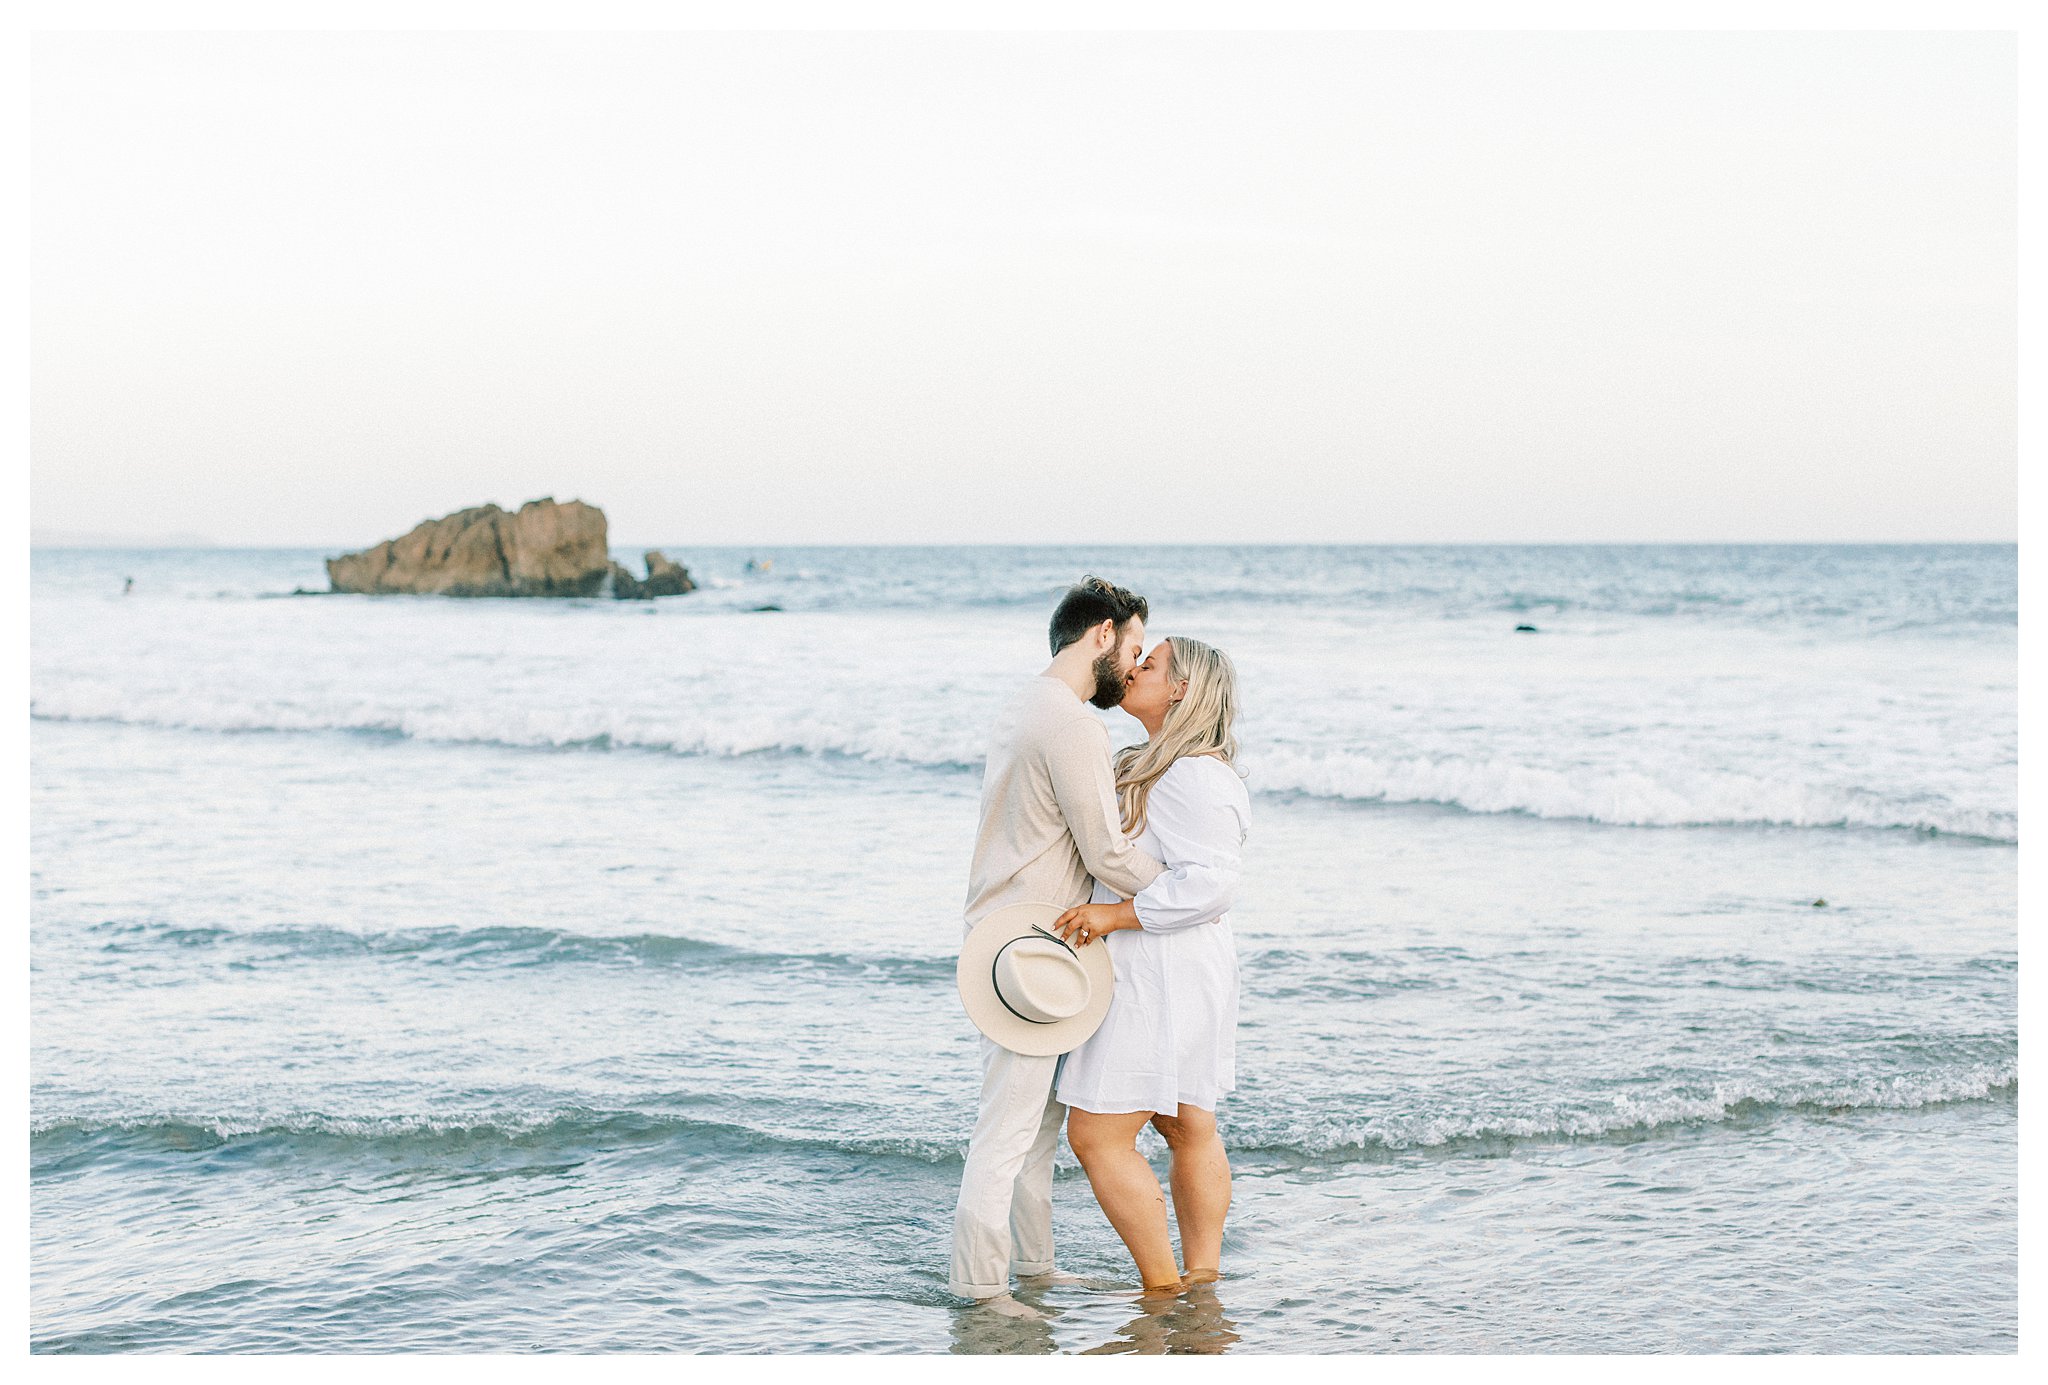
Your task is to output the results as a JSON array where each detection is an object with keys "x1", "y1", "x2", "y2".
[{"x1": 948, "y1": 1036, "x2": 1064, "y2": 1299}]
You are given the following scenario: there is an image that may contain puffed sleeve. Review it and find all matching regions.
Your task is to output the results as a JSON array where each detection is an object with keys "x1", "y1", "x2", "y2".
[{"x1": 1130, "y1": 758, "x2": 1249, "y2": 932}]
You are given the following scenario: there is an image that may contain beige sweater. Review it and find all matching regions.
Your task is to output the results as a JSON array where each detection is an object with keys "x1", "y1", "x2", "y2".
[{"x1": 963, "y1": 675, "x2": 1165, "y2": 931}]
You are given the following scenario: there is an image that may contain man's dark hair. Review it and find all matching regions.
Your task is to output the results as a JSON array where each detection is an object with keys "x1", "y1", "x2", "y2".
[{"x1": 1048, "y1": 576, "x2": 1149, "y2": 656}]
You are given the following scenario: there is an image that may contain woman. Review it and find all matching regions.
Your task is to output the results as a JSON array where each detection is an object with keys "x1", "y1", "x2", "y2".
[{"x1": 1049, "y1": 635, "x2": 1249, "y2": 1296}]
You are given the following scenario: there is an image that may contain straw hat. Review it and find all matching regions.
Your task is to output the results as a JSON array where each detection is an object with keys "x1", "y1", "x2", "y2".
[{"x1": 957, "y1": 902, "x2": 1116, "y2": 1056}]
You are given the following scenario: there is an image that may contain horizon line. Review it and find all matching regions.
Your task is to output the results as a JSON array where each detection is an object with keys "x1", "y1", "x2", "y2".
[{"x1": 29, "y1": 537, "x2": 2023, "y2": 552}]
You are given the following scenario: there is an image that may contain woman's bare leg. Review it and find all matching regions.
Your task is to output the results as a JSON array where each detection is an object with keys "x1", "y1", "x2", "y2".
[
  {"x1": 1066, "y1": 1108, "x2": 1181, "y2": 1290},
  {"x1": 1151, "y1": 1105, "x2": 1231, "y2": 1279}
]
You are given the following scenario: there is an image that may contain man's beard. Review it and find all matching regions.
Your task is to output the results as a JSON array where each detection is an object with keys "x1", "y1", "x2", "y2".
[{"x1": 1088, "y1": 648, "x2": 1129, "y2": 709}]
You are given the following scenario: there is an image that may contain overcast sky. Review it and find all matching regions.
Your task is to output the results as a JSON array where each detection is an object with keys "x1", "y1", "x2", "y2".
[{"x1": 31, "y1": 29, "x2": 2015, "y2": 548}]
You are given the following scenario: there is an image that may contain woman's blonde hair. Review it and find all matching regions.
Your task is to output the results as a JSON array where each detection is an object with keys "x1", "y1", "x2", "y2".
[{"x1": 1114, "y1": 636, "x2": 1242, "y2": 836}]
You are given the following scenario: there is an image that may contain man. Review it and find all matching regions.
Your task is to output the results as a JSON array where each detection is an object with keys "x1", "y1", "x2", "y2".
[{"x1": 949, "y1": 575, "x2": 1166, "y2": 1317}]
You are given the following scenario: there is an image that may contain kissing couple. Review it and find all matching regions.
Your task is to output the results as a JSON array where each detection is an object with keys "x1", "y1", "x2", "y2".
[{"x1": 950, "y1": 576, "x2": 1251, "y2": 1318}]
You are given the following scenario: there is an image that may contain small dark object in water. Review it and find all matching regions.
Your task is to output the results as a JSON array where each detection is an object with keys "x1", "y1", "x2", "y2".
[
  {"x1": 752, "y1": 604, "x2": 783, "y2": 613},
  {"x1": 1514, "y1": 623, "x2": 1538, "y2": 633},
  {"x1": 1811, "y1": 898, "x2": 1828, "y2": 908}
]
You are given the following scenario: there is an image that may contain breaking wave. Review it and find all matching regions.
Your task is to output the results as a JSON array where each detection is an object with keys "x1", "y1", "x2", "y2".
[
  {"x1": 1253, "y1": 748, "x2": 2018, "y2": 842},
  {"x1": 32, "y1": 696, "x2": 2013, "y2": 843},
  {"x1": 32, "y1": 1061, "x2": 2015, "y2": 1170},
  {"x1": 87, "y1": 919, "x2": 954, "y2": 983}
]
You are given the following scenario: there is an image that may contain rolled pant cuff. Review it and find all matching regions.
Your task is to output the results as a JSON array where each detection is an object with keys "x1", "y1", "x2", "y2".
[
  {"x1": 948, "y1": 1278, "x2": 1012, "y2": 1301},
  {"x1": 1010, "y1": 1259, "x2": 1055, "y2": 1276}
]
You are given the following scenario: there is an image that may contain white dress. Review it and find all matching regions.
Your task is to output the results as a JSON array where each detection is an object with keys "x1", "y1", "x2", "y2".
[{"x1": 1055, "y1": 754, "x2": 1251, "y2": 1116}]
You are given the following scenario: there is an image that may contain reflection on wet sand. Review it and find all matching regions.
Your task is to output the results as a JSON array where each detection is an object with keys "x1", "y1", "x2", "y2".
[
  {"x1": 948, "y1": 1281, "x2": 1240, "y2": 1355},
  {"x1": 947, "y1": 1298, "x2": 1057, "y2": 1355},
  {"x1": 1081, "y1": 1284, "x2": 1240, "y2": 1356}
]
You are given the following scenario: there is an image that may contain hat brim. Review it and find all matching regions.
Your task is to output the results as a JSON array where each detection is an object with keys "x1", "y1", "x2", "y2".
[{"x1": 958, "y1": 902, "x2": 1116, "y2": 1057}]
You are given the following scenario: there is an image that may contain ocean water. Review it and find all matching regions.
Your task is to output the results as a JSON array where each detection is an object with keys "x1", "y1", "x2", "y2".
[{"x1": 29, "y1": 543, "x2": 2016, "y2": 1353}]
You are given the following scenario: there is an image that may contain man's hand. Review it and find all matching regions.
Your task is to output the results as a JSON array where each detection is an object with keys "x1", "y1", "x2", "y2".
[{"x1": 1050, "y1": 899, "x2": 1139, "y2": 947}]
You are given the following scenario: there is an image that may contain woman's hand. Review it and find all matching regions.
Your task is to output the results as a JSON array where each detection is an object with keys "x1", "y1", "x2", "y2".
[{"x1": 1050, "y1": 899, "x2": 1139, "y2": 947}]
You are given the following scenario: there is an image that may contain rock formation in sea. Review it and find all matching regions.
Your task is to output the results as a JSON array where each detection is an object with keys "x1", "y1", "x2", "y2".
[
  {"x1": 326, "y1": 498, "x2": 613, "y2": 597},
  {"x1": 608, "y1": 550, "x2": 697, "y2": 600},
  {"x1": 326, "y1": 498, "x2": 699, "y2": 600}
]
